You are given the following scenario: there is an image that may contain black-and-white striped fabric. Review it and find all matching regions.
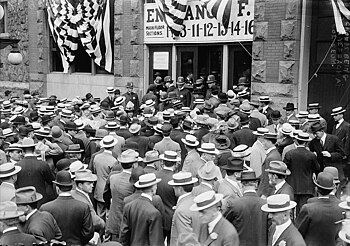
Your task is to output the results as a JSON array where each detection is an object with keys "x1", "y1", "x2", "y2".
[
  {"x1": 154, "y1": 0, "x2": 188, "y2": 37},
  {"x1": 46, "y1": 0, "x2": 112, "y2": 73},
  {"x1": 201, "y1": 0, "x2": 232, "y2": 29}
]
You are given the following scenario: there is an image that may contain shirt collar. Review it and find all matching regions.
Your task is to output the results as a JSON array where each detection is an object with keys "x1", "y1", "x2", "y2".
[
  {"x1": 26, "y1": 209, "x2": 37, "y2": 220},
  {"x1": 243, "y1": 189, "x2": 256, "y2": 194},
  {"x1": 10, "y1": 159, "x2": 17, "y2": 164},
  {"x1": 59, "y1": 192, "x2": 72, "y2": 197},
  {"x1": 24, "y1": 153, "x2": 35, "y2": 157},
  {"x1": 337, "y1": 118, "x2": 344, "y2": 126},
  {"x1": 177, "y1": 193, "x2": 191, "y2": 204},
  {"x1": 273, "y1": 219, "x2": 292, "y2": 244},
  {"x1": 3, "y1": 227, "x2": 18, "y2": 234},
  {"x1": 163, "y1": 166, "x2": 174, "y2": 171},
  {"x1": 274, "y1": 180, "x2": 286, "y2": 193},
  {"x1": 141, "y1": 193, "x2": 153, "y2": 201},
  {"x1": 104, "y1": 149, "x2": 113, "y2": 155},
  {"x1": 262, "y1": 105, "x2": 268, "y2": 112},
  {"x1": 123, "y1": 169, "x2": 132, "y2": 174},
  {"x1": 208, "y1": 212, "x2": 222, "y2": 234},
  {"x1": 266, "y1": 146, "x2": 276, "y2": 155},
  {"x1": 320, "y1": 133, "x2": 327, "y2": 144},
  {"x1": 202, "y1": 182, "x2": 213, "y2": 189}
]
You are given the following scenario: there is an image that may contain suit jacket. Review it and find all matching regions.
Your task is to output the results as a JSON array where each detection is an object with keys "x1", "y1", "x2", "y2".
[
  {"x1": 16, "y1": 156, "x2": 55, "y2": 206},
  {"x1": 266, "y1": 123, "x2": 283, "y2": 135},
  {"x1": 71, "y1": 189, "x2": 105, "y2": 231},
  {"x1": 155, "y1": 169, "x2": 177, "y2": 231},
  {"x1": 268, "y1": 223, "x2": 306, "y2": 246},
  {"x1": 296, "y1": 197, "x2": 343, "y2": 246},
  {"x1": 281, "y1": 143, "x2": 296, "y2": 160},
  {"x1": 224, "y1": 192, "x2": 268, "y2": 246},
  {"x1": 249, "y1": 117, "x2": 262, "y2": 131},
  {"x1": 149, "y1": 133, "x2": 163, "y2": 146},
  {"x1": 102, "y1": 96, "x2": 115, "y2": 108},
  {"x1": 260, "y1": 106, "x2": 274, "y2": 124},
  {"x1": 0, "y1": 182, "x2": 16, "y2": 203},
  {"x1": 116, "y1": 127, "x2": 133, "y2": 140},
  {"x1": 309, "y1": 133, "x2": 344, "y2": 171},
  {"x1": 198, "y1": 216, "x2": 239, "y2": 246},
  {"x1": 332, "y1": 120, "x2": 350, "y2": 157},
  {"x1": 257, "y1": 148, "x2": 282, "y2": 197},
  {"x1": 277, "y1": 136, "x2": 294, "y2": 154},
  {"x1": 126, "y1": 135, "x2": 150, "y2": 157},
  {"x1": 284, "y1": 147, "x2": 320, "y2": 195},
  {"x1": 193, "y1": 127, "x2": 210, "y2": 143},
  {"x1": 274, "y1": 181, "x2": 295, "y2": 201},
  {"x1": 170, "y1": 193, "x2": 201, "y2": 246},
  {"x1": 250, "y1": 140, "x2": 266, "y2": 177},
  {"x1": 105, "y1": 171, "x2": 134, "y2": 236},
  {"x1": 0, "y1": 228, "x2": 37, "y2": 246},
  {"x1": 124, "y1": 191, "x2": 165, "y2": 218},
  {"x1": 120, "y1": 196, "x2": 164, "y2": 246},
  {"x1": 182, "y1": 150, "x2": 204, "y2": 178},
  {"x1": 218, "y1": 179, "x2": 243, "y2": 199},
  {"x1": 154, "y1": 137, "x2": 181, "y2": 157},
  {"x1": 251, "y1": 109, "x2": 267, "y2": 127},
  {"x1": 192, "y1": 182, "x2": 214, "y2": 197},
  {"x1": 232, "y1": 127, "x2": 256, "y2": 147},
  {"x1": 40, "y1": 195, "x2": 94, "y2": 245},
  {"x1": 93, "y1": 150, "x2": 116, "y2": 202},
  {"x1": 21, "y1": 210, "x2": 62, "y2": 242}
]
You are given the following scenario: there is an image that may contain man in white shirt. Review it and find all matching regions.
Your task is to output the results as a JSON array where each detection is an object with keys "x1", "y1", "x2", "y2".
[
  {"x1": 261, "y1": 194, "x2": 305, "y2": 246},
  {"x1": 0, "y1": 162, "x2": 21, "y2": 202}
]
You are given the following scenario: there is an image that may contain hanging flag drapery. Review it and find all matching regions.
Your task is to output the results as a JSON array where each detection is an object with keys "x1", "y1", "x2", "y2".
[
  {"x1": 154, "y1": 0, "x2": 188, "y2": 37},
  {"x1": 330, "y1": 0, "x2": 350, "y2": 35},
  {"x1": 201, "y1": 0, "x2": 232, "y2": 29},
  {"x1": 46, "y1": 0, "x2": 112, "y2": 73}
]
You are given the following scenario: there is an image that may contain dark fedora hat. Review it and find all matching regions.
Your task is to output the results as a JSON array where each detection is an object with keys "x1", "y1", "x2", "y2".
[
  {"x1": 15, "y1": 186, "x2": 43, "y2": 204},
  {"x1": 270, "y1": 110, "x2": 282, "y2": 120},
  {"x1": 240, "y1": 171, "x2": 259, "y2": 181},
  {"x1": 310, "y1": 122, "x2": 325, "y2": 133},
  {"x1": 212, "y1": 135, "x2": 231, "y2": 150},
  {"x1": 41, "y1": 115, "x2": 52, "y2": 125},
  {"x1": 64, "y1": 121, "x2": 77, "y2": 131},
  {"x1": 283, "y1": 103, "x2": 296, "y2": 111},
  {"x1": 53, "y1": 170, "x2": 73, "y2": 186},
  {"x1": 221, "y1": 157, "x2": 244, "y2": 171}
]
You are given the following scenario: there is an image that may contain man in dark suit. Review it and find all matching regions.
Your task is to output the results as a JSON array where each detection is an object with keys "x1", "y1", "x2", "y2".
[
  {"x1": 0, "y1": 201, "x2": 37, "y2": 246},
  {"x1": 296, "y1": 172, "x2": 344, "y2": 246},
  {"x1": 284, "y1": 132, "x2": 320, "y2": 213},
  {"x1": 16, "y1": 186, "x2": 62, "y2": 242},
  {"x1": 309, "y1": 122, "x2": 345, "y2": 183},
  {"x1": 232, "y1": 114, "x2": 256, "y2": 147},
  {"x1": 237, "y1": 103, "x2": 262, "y2": 131},
  {"x1": 102, "y1": 87, "x2": 116, "y2": 108},
  {"x1": 266, "y1": 161, "x2": 295, "y2": 201},
  {"x1": 120, "y1": 173, "x2": 164, "y2": 246},
  {"x1": 190, "y1": 191, "x2": 239, "y2": 246},
  {"x1": 16, "y1": 138, "x2": 55, "y2": 206},
  {"x1": 155, "y1": 151, "x2": 179, "y2": 244},
  {"x1": 115, "y1": 116, "x2": 132, "y2": 140},
  {"x1": 331, "y1": 106, "x2": 350, "y2": 178},
  {"x1": 258, "y1": 133, "x2": 282, "y2": 198},
  {"x1": 261, "y1": 194, "x2": 306, "y2": 246},
  {"x1": 40, "y1": 171, "x2": 94, "y2": 246},
  {"x1": 125, "y1": 123, "x2": 151, "y2": 157},
  {"x1": 225, "y1": 171, "x2": 268, "y2": 246},
  {"x1": 259, "y1": 96, "x2": 274, "y2": 124},
  {"x1": 277, "y1": 123, "x2": 294, "y2": 154}
]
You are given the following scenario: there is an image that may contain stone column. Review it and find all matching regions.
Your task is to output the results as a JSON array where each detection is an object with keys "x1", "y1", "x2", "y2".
[{"x1": 251, "y1": 0, "x2": 302, "y2": 113}]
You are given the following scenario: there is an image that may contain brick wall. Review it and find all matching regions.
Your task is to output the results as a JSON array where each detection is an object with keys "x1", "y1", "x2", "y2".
[{"x1": 251, "y1": 0, "x2": 302, "y2": 114}]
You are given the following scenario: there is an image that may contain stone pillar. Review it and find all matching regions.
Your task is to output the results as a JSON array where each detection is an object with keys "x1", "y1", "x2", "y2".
[
  {"x1": 251, "y1": 0, "x2": 301, "y2": 114},
  {"x1": 114, "y1": 0, "x2": 144, "y2": 97}
]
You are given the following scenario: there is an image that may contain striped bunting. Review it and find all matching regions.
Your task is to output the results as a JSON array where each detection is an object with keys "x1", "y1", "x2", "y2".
[
  {"x1": 46, "y1": 0, "x2": 112, "y2": 73},
  {"x1": 154, "y1": 0, "x2": 188, "y2": 37},
  {"x1": 201, "y1": 0, "x2": 232, "y2": 29}
]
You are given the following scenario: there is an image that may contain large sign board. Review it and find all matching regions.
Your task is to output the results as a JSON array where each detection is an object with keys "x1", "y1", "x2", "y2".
[{"x1": 144, "y1": 0, "x2": 255, "y2": 44}]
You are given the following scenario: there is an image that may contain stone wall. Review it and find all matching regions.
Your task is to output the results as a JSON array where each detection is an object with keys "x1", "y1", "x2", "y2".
[
  {"x1": 114, "y1": 0, "x2": 144, "y2": 97},
  {"x1": 251, "y1": 0, "x2": 301, "y2": 114},
  {"x1": 0, "y1": 0, "x2": 30, "y2": 96}
]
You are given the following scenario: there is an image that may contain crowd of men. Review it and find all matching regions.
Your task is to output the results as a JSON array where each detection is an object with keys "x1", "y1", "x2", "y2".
[{"x1": 1, "y1": 74, "x2": 350, "y2": 246}]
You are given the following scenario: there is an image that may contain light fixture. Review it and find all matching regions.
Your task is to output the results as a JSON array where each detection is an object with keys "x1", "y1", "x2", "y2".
[
  {"x1": 7, "y1": 50, "x2": 22, "y2": 65},
  {"x1": 0, "y1": 5, "x2": 4, "y2": 20}
]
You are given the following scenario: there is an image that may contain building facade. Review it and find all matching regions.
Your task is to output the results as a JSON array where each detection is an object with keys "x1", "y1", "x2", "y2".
[{"x1": 0, "y1": 0, "x2": 349, "y2": 120}]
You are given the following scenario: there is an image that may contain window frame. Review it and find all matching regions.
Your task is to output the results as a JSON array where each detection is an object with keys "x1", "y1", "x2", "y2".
[{"x1": 0, "y1": 0, "x2": 8, "y2": 35}]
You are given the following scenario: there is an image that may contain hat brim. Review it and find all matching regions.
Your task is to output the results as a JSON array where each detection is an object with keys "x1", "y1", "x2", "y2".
[
  {"x1": 20, "y1": 144, "x2": 37, "y2": 148},
  {"x1": 117, "y1": 157, "x2": 142, "y2": 163},
  {"x1": 265, "y1": 169, "x2": 291, "y2": 176},
  {"x1": 181, "y1": 138, "x2": 199, "y2": 147},
  {"x1": 100, "y1": 139, "x2": 118, "y2": 148},
  {"x1": 143, "y1": 158, "x2": 160, "y2": 163},
  {"x1": 295, "y1": 136, "x2": 312, "y2": 142},
  {"x1": 197, "y1": 148, "x2": 220, "y2": 155},
  {"x1": 53, "y1": 180, "x2": 73, "y2": 186},
  {"x1": 0, "y1": 166, "x2": 22, "y2": 178},
  {"x1": 4, "y1": 133, "x2": 16, "y2": 138},
  {"x1": 34, "y1": 133, "x2": 52, "y2": 138},
  {"x1": 221, "y1": 165, "x2": 244, "y2": 171},
  {"x1": 65, "y1": 149, "x2": 84, "y2": 153},
  {"x1": 0, "y1": 210, "x2": 24, "y2": 219},
  {"x1": 261, "y1": 201, "x2": 297, "y2": 213},
  {"x1": 16, "y1": 193, "x2": 43, "y2": 204},
  {"x1": 331, "y1": 109, "x2": 346, "y2": 116},
  {"x1": 190, "y1": 194, "x2": 223, "y2": 211},
  {"x1": 6, "y1": 147, "x2": 23, "y2": 152},
  {"x1": 75, "y1": 174, "x2": 97, "y2": 182},
  {"x1": 159, "y1": 154, "x2": 181, "y2": 162},
  {"x1": 168, "y1": 177, "x2": 198, "y2": 186},
  {"x1": 313, "y1": 177, "x2": 336, "y2": 190},
  {"x1": 134, "y1": 178, "x2": 161, "y2": 188}
]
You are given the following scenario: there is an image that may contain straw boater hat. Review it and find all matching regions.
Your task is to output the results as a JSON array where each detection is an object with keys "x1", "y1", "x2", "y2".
[
  {"x1": 74, "y1": 169, "x2": 97, "y2": 182},
  {"x1": 100, "y1": 135, "x2": 118, "y2": 148},
  {"x1": 0, "y1": 162, "x2": 21, "y2": 178},
  {"x1": 69, "y1": 160, "x2": 88, "y2": 174},
  {"x1": 259, "y1": 96, "x2": 271, "y2": 103},
  {"x1": 295, "y1": 132, "x2": 312, "y2": 142},
  {"x1": 307, "y1": 114, "x2": 321, "y2": 123},
  {"x1": 105, "y1": 122, "x2": 119, "y2": 130},
  {"x1": 198, "y1": 143, "x2": 220, "y2": 155},
  {"x1": 253, "y1": 127, "x2": 269, "y2": 136},
  {"x1": 232, "y1": 145, "x2": 252, "y2": 158},
  {"x1": 160, "y1": 151, "x2": 181, "y2": 162},
  {"x1": 0, "y1": 201, "x2": 24, "y2": 220},
  {"x1": 307, "y1": 102, "x2": 321, "y2": 110},
  {"x1": 261, "y1": 194, "x2": 296, "y2": 213},
  {"x1": 134, "y1": 173, "x2": 161, "y2": 188},
  {"x1": 15, "y1": 186, "x2": 43, "y2": 204},
  {"x1": 3, "y1": 128, "x2": 15, "y2": 138},
  {"x1": 280, "y1": 123, "x2": 293, "y2": 136},
  {"x1": 331, "y1": 106, "x2": 346, "y2": 116},
  {"x1": 181, "y1": 135, "x2": 199, "y2": 147},
  {"x1": 114, "y1": 96, "x2": 125, "y2": 106},
  {"x1": 168, "y1": 172, "x2": 198, "y2": 186},
  {"x1": 6, "y1": 143, "x2": 22, "y2": 152},
  {"x1": 106, "y1": 87, "x2": 116, "y2": 93},
  {"x1": 296, "y1": 111, "x2": 308, "y2": 118},
  {"x1": 265, "y1": 161, "x2": 291, "y2": 176},
  {"x1": 129, "y1": 123, "x2": 141, "y2": 134},
  {"x1": 190, "y1": 190, "x2": 223, "y2": 211}
]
